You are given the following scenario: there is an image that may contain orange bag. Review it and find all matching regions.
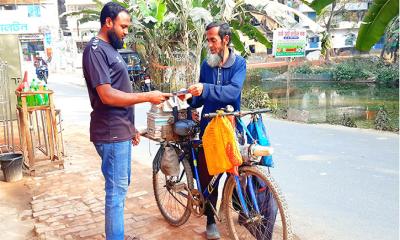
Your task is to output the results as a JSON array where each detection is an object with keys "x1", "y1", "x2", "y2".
[{"x1": 202, "y1": 114, "x2": 242, "y2": 175}]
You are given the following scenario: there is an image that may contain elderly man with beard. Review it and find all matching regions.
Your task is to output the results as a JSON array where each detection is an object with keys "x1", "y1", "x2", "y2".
[
  {"x1": 82, "y1": 2, "x2": 170, "y2": 240},
  {"x1": 185, "y1": 21, "x2": 246, "y2": 239}
]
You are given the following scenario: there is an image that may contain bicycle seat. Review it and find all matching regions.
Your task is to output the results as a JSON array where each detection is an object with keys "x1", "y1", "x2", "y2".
[{"x1": 173, "y1": 119, "x2": 198, "y2": 137}]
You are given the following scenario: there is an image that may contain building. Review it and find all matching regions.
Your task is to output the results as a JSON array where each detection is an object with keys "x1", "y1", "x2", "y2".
[
  {"x1": 64, "y1": 0, "x2": 100, "y2": 52},
  {"x1": 244, "y1": 0, "x2": 324, "y2": 58},
  {"x1": 0, "y1": 0, "x2": 61, "y2": 87},
  {"x1": 294, "y1": 3, "x2": 321, "y2": 55},
  {"x1": 293, "y1": 0, "x2": 380, "y2": 56},
  {"x1": 0, "y1": 0, "x2": 62, "y2": 111}
]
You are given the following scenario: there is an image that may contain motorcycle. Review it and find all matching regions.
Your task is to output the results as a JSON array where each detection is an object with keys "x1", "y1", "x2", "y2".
[
  {"x1": 119, "y1": 49, "x2": 155, "y2": 92},
  {"x1": 129, "y1": 66, "x2": 155, "y2": 92},
  {"x1": 36, "y1": 65, "x2": 48, "y2": 84},
  {"x1": 142, "y1": 75, "x2": 153, "y2": 92}
]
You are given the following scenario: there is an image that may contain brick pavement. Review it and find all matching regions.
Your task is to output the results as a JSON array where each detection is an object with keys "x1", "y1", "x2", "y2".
[{"x1": 22, "y1": 127, "x2": 229, "y2": 240}]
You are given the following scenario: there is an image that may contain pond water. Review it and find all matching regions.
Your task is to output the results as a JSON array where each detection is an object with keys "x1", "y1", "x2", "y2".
[{"x1": 244, "y1": 78, "x2": 399, "y2": 130}]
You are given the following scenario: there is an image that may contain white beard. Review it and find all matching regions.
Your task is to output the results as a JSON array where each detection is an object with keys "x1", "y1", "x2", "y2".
[{"x1": 206, "y1": 52, "x2": 223, "y2": 68}]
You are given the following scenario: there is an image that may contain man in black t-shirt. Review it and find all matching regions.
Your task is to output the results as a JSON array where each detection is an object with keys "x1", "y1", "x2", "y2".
[{"x1": 82, "y1": 2, "x2": 170, "y2": 240}]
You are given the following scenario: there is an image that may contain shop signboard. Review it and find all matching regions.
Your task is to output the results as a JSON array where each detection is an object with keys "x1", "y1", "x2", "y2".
[
  {"x1": 273, "y1": 28, "x2": 307, "y2": 58},
  {"x1": 0, "y1": 13, "x2": 41, "y2": 34},
  {"x1": 0, "y1": 22, "x2": 30, "y2": 34}
]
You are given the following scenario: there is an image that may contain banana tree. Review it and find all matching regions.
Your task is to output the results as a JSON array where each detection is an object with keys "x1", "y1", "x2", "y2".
[
  {"x1": 356, "y1": 0, "x2": 399, "y2": 51},
  {"x1": 61, "y1": 0, "x2": 272, "y2": 87},
  {"x1": 314, "y1": 0, "x2": 348, "y2": 61},
  {"x1": 129, "y1": 0, "x2": 272, "y2": 88},
  {"x1": 304, "y1": 0, "x2": 399, "y2": 51}
]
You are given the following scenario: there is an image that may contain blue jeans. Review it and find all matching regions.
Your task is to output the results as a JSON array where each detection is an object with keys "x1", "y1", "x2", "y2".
[{"x1": 94, "y1": 140, "x2": 132, "y2": 240}]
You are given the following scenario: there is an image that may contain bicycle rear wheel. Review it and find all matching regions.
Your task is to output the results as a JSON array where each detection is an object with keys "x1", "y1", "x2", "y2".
[
  {"x1": 222, "y1": 165, "x2": 292, "y2": 240},
  {"x1": 153, "y1": 146, "x2": 194, "y2": 226}
]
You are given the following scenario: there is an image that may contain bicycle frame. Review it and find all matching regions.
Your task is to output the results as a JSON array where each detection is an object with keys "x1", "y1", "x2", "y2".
[{"x1": 180, "y1": 138, "x2": 262, "y2": 219}]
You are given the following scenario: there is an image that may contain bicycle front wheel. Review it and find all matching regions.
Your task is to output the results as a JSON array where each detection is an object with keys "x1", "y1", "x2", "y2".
[
  {"x1": 222, "y1": 165, "x2": 293, "y2": 240},
  {"x1": 153, "y1": 147, "x2": 194, "y2": 226}
]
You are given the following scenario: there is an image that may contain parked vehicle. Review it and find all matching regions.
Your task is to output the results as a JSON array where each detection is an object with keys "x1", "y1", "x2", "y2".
[
  {"x1": 34, "y1": 54, "x2": 48, "y2": 83},
  {"x1": 146, "y1": 104, "x2": 292, "y2": 240},
  {"x1": 118, "y1": 49, "x2": 155, "y2": 92},
  {"x1": 36, "y1": 65, "x2": 48, "y2": 83}
]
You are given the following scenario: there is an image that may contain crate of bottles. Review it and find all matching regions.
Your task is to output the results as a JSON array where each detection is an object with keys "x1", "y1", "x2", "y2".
[
  {"x1": 16, "y1": 78, "x2": 50, "y2": 107},
  {"x1": 16, "y1": 90, "x2": 51, "y2": 108}
]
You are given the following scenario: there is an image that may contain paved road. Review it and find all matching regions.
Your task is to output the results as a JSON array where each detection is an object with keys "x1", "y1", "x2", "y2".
[{"x1": 50, "y1": 72, "x2": 399, "y2": 240}]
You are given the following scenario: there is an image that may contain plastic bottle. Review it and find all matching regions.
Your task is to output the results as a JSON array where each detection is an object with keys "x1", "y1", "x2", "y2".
[
  {"x1": 25, "y1": 79, "x2": 34, "y2": 106},
  {"x1": 43, "y1": 84, "x2": 49, "y2": 105},
  {"x1": 35, "y1": 80, "x2": 44, "y2": 106},
  {"x1": 29, "y1": 79, "x2": 38, "y2": 106}
]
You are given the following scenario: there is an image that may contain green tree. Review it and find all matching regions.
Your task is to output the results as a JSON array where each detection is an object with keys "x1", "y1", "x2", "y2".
[
  {"x1": 380, "y1": 16, "x2": 399, "y2": 63},
  {"x1": 61, "y1": 0, "x2": 271, "y2": 88},
  {"x1": 314, "y1": 0, "x2": 350, "y2": 62}
]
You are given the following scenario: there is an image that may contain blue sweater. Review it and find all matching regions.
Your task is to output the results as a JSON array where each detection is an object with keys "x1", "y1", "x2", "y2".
[{"x1": 189, "y1": 50, "x2": 246, "y2": 134}]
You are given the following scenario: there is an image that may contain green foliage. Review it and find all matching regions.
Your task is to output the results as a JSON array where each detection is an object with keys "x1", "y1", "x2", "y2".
[
  {"x1": 230, "y1": 19, "x2": 272, "y2": 49},
  {"x1": 340, "y1": 113, "x2": 357, "y2": 128},
  {"x1": 241, "y1": 86, "x2": 273, "y2": 110},
  {"x1": 291, "y1": 63, "x2": 332, "y2": 75},
  {"x1": 356, "y1": 0, "x2": 399, "y2": 51},
  {"x1": 291, "y1": 64, "x2": 314, "y2": 74},
  {"x1": 283, "y1": 58, "x2": 398, "y2": 86},
  {"x1": 231, "y1": 29, "x2": 246, "y2": 56},
  {"x1": 374, "y1": 107, "x2": 392, "y2": 130},
  {"x1": 384, "y1": 17, "x2": 399, "y2": 49},
  {"x1": 112, "y1": 0, "x2": 129, "y2": 9},
  {"x1": 320, "y1": 32, "x2": 332, "y2": 58},
  {"x1": 374, "y1": 62, "x2": 399, "y2": 87},
  {"x1": 332, "y1": 62, "x2": 370, "y2": 81},
  {"x1": 330, "y1": 57, "x2": 399, "y2": 86},
  {"x1": 302, "y1": 0, "x2": 334, "y2": 14},
  {"x1": 155, "y1": 0, "x2": 167, "y2": 26}
]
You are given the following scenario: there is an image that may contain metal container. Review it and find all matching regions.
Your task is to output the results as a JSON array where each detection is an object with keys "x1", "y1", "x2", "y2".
[
  {"x1": 146, "y1": 104, "x2": 197, "y2": 141},
  {"x1": 147, "y1": 112, "x2": 174, "y2": 141}
]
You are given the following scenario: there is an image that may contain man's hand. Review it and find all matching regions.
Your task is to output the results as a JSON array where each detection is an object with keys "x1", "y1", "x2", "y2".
[
  {"x1": 188, "y1": 83, "x2": 204, "y2": 97},
  {"x1": 177, "y1": 93, "x2": 193, "y2": 101},
  {"x1": 148, "y1": 91, "x2": 172, "y2": 104},
  {"x1": 132, "y1": 131, "x2": 140, "y2": 146}
]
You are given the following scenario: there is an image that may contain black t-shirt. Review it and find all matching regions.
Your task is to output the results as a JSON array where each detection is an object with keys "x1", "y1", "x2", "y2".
[{"x1": 82, "y1": 37, "x2": 135, "y2": 143}]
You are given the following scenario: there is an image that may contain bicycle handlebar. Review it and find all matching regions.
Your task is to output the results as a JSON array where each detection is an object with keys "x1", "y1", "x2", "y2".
[{"x1": 203, "y1": 108, "x2": 272, "y2": 119}]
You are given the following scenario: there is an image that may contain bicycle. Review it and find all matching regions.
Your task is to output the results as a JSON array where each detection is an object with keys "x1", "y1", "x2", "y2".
[{"x1": 150, "y1": 107, "x2": 293, "y2": 240}]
